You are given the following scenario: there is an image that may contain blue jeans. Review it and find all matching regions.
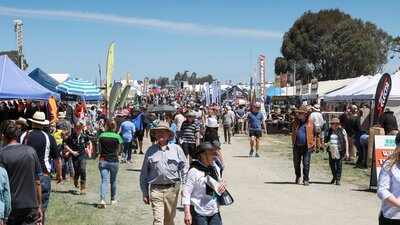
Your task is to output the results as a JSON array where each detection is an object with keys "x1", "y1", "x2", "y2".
[
  {"x1": 98, "y1": 161, "x2": 119, "y2": 201},
  {"x1": 360, "y1": 134, "x2": 369, "y2": 166},
  {"x1": 40, "y1": 174, "x2": 51, "y2": 224},
  {"x1": 190, "y1": 205, "x2": 222, "y2": 225},
  {"x1": 122, "y1": 141, "x2": 132, "y2": 161},
  {"x1": 329, "y1": 154, "x2": 344, "y2": 181},
  {"x1": 293, "y1": 145, "x2": 312, "y2": 181}
]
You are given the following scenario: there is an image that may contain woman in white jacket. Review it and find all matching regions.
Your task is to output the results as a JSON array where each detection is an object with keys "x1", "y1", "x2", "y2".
[{"x1": 182, "y1": 141, "x2": 226, "y2": 225}]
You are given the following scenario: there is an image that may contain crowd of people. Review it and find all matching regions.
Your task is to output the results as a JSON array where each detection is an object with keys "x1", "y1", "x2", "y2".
[{"x1": 0, "y1": 90, "x2": 399, "y2": 224}]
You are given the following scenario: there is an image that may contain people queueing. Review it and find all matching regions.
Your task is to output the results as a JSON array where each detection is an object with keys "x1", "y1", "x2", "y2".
[
  {"x1": 291, "y1": 106, "x2": 316, "y2": 186},
  {"x1": 140, "y1": 121, "x2": 189, "y2": 225},
  {"x1": 247, "y1": 102, "x2": 267, "y2": 157},
  {"x1": 118, "y1": 110, "x2": 136, "y2": 164},
  {"x1": 182, "y1": 141, "x2": 226, "y2": 225},
  {"x1": 20, "y1": 112, "x2": 62, "y2": 224},
  {"x1": 98, "y1": 119, "x2": 123, "y2": 208},
  {"x1": 377, "y1": 133, "x2": 400, "y2": 224},
  {"x1": 325, "y1": 118, "x2": 349, "y2": 186},
  {"x1": 64, "y1": 121, "x2": 92, "y2": 195},
  {"x1": 0, "y1": 120, "x2": 43, "y2": 225}
]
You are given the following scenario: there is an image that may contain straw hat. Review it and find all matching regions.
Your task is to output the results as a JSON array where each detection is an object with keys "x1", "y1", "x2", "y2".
[
  {"x1": 150, "y1": 121, "x2": 174, "y2": 138},
  {"x1": 295, "y1": 106, "x2": 308, "y2": 114},
  {"x1": 28, "y1": 112, "x2": 49, "y2": 125},
  {"x1": 206, "y1": 117, "x2": 219, "y2": 128},
  {"x1": 329, "y1": 118, "x2": 341, "y2": 124},
  {"x1": 15, "y1": 117, "x2": 28, "y2": 127},
  {"x1": 312, "y1": 104, "x2": 321, "y2": 112},
  {"x1": 254, "y1": 102, "x2": 261, "y2": 108}
]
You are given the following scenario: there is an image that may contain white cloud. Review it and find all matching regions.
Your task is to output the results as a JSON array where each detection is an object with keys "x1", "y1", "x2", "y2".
[{"x1": 0, "y1": 6, "x2": 283, "y2": 39}]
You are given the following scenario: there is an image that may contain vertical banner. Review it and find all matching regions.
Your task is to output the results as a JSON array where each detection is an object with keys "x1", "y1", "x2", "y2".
[
  {"x1": 126, "y1": 72, "x2": 131, "y2": 85},
  {"x1": 233, "y1": 86, "x2": 237, "y2": 105},
  {"x1": 259, "y1": 55, "x2": 266, "y2": 103},
  {"x1": 106, "y1": 42, "x2": 115, "y2": 101},
  {"x1": 253, "y1": 69, "x2": 259, "y2": 102},
  {"x1": 204, "y1": 82, "x2": 210, "y2": 106},
  {"x1": 226, "y1": 88, "x2": 230, "y2": 103},
  {"x1": 249, "y1": 77, "x2": 253, "y2": 104},
  {"x1": 370, "y1": 135, "x2": 396, "y2": 187},
  {"x1": 211, "y1": 80, "x2": 218, "y2": 104},
  {"x1": 310, "y1": 78, "x2": 318, "y2": 95},
  {"x1": 108, "y1": 82, "x2": 122, "y2": 116},
  {"x1": 280, "y1": 73, "x2": 288, "y2": 88},
  {"x1": 118, "y1": 85, "x2": 131, "y2": 109},
  {"x1": 218, "y1": 83, "x2": 222, "y2": 104},
  {"x1": 143, "y1": 77, "x2": 149, "y2": 95},
  {"x1": 373, "y1": 73, "x2": 392, "y2": 124}
]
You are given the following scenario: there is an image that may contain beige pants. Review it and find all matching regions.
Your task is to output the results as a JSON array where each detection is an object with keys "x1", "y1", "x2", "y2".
[
  {"x1": 348, "y1": 136, "x2": 356, "y2": 160},
  {"x1": 150, "y1": 184, "x2": 180, "y2": 225}
]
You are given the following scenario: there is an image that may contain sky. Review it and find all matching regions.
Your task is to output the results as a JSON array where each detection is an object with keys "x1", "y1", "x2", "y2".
[{"x1": 0, "y1": 1, "x2": 399, "y2": 84}]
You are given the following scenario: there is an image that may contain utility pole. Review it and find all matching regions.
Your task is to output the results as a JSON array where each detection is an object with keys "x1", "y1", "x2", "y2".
[{"x1": 14, "y1": 20, "x2": 25, "y2": 70}]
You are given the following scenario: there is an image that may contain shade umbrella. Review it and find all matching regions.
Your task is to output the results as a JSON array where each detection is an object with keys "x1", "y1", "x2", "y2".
[
  {"x1": 148, "y1": 105, "x2": 176, "y2": 114},
  {"x1": 56, "y1": 78, "x2": 102, "y2": 97}
]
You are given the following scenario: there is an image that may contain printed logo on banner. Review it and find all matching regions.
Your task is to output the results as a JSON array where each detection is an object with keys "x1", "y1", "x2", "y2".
[
  {"x1": 374, "y1": 135, "x2": 396, "y2": 179},
  {"x1": 373, "y1": 73, "x2": 392, "y2": 124}
]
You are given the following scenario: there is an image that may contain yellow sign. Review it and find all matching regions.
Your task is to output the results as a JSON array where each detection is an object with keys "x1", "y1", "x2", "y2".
[
  {"x1": 275, "y1": 75, "x2": 281, "y2": 87},
  {"x1": 106, "y1": 42, "x2": 115, "y2": 100}
]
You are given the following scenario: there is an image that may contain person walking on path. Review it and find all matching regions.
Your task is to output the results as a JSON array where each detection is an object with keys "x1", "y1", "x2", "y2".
[
  {"x1": 182, "y1": 141, "x2": 226, "y2": 225},
  {"x1": 346, "y1": 105, "x2": 361, "y2": 163},
  {"x1": 181, "y1": 111, "x2": 201, "y2": 160},
  {"x1": 247, "y1": 102, "x2": 267, "y2": 157},
  {"x1": 291, "y1": 106, "x2": 316, "y2": 186},
  {"x1": 377, "y1": 133, "x2": 400, "y2": 224},
  {"x1": 98, "y1": 119, "x2": 123, "y2": 209},
  {"x1": 64, "y1": 122, "x2": 92, "y2": 195},
  {"x1": 140, "y1": 121, "x2": 189, "y2": 225},
  {"x1": 131, "y1": 107, "x2": 145, "y2": 154},
  {"x1": 20, "y1": 112, "x2": 62, "y2": 224},
  {"x1": 118, "y1": 110, "x2": 135, "y2": 163},
  {"x1": 220, "y1": 107, "x2": 234, "y2": 144},
  {"x1": 0, "y1": 120, "x2": 43, "y2": 225},
  {"x1": 325, "y1": 118, "x2": 349, "y2": 186},
  {"x1": 309, "y1": 104, "x2": 325, "y2": 153}
]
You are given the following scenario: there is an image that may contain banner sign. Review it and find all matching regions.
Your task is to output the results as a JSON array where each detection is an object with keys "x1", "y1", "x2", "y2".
[
  {"x1": 204, "y1": 82, "x2": 210, "y2": 106},
  {"x1": 108, "y1": 82, "x2": 122, "y2": 116},
  {"x1": 118, "y1": 85, "x2": 131, "y2": 108},
  {"x1": 106, "y1": 42, "x2": 115, "y2": 100},
  {"x1": 274, "y1": 75, "x2": 281, "y2": 87},
  {"x1": 373, "y1": 73, "x2": 392, "y2": 124},
  {"x1": 310, "y1": 78, "x2": 318, "y2": 95},
  {"x1": 280, "y1": 73, "x2": 288, "y2": 88},
  {"x1": 295, "y1": 80, "x2": 302, "y2": 95},
  {"x1": 371, "y1": 135, "x2": 396, "y2": 187},
  {"x1": 143, "y1": 77, "x2": 149, "y2": 95},
  {"x1": 259, "y1": 55, "x2": 266, "y2": 102}
]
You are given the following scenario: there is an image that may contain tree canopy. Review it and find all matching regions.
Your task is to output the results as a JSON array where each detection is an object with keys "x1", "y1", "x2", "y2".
[{"x1": 275, "y1": 9, "x2": 392, "y2": 82}]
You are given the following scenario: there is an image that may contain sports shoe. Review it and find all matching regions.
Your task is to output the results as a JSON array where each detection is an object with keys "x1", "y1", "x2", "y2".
[
  {"x1": 295, "y1": 177, "x2": 301, "y2": 185},
  {"x1": 249, "y1": 149, "x2": 254, "y2": 156},
  {"x1": 100, "y1": 200, "x2": 106, "y2": 208},
  {"x1": 303, "y1": 181, "x2": 310, "y2": 186},
  {"x1": 255, "y1": 152, "x2": 260, "y2": 157},
  {"x1": 336, "y1": 180, "x2": 341, "y2": 186},
  {"x1": 111, "y1": 200, "x2": 118, "y2": 205}
]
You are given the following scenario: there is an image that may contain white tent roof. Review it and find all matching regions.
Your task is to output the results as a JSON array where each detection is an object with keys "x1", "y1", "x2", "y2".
[
  {"x1": 324, "y1": 75, "x2": 372, "y2": 101},
  {"x1": 351, "y1": 73, "x2": 383, "y2": 100},
  {"x1": 48, "y1": 73, "x2": 71, "y2": 84}
]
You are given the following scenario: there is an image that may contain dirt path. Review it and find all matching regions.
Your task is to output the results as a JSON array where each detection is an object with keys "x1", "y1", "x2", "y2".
[{"x1": 170, "y1": 133, "x2": 380, "y2": 225}]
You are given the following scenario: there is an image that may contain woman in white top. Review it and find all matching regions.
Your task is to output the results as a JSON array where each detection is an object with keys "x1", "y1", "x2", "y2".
[
  {"x1": 377, "y1": 133, "x2": 400, "y2": 224},
  {"x1": 182, "y1": 142, "x2": 226, "y2": 225}
]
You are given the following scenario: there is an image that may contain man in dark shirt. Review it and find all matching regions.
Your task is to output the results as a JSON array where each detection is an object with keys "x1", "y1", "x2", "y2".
[
  {"x1": 346, "y1": 105, "x2": 361, "y2": 162},
  {"x1": 0, "y1": 120, "x2": 43, "y2": 225},
  {"x1": 380, "y1": 108, "x2": 399, "y2": 135},
  {"x1": 20, "y1": 112, "x2": 62, "y2": 224},
  {"x1": 64, "y1": 122, "x2": 92, "y2": 195}
]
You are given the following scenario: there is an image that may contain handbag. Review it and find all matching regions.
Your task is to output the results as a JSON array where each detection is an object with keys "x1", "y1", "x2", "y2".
[{"x1": 218, "y1": 190, "x2": 234, "y2": 206}]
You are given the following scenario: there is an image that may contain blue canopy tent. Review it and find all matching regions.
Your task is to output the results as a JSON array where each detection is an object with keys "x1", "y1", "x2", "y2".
[
  {"x1": 0, "y1": 55, "x2": 59, "y2": 100},
  {"x1": 28, "y1": 68, "x2": 60, "y2": 93},
  {"x1": 266, "y1": 86, "x2": 284, "y2": 97}
]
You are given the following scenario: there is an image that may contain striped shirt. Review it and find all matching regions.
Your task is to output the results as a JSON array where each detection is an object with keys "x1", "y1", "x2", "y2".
[{"x1": 181, "y1": 121, "x2": 200, "y2": 144}]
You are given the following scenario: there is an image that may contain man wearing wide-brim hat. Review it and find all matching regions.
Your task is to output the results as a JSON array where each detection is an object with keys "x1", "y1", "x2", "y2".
[
  {"x1": 291, "y1": 106, "x2": 316, "y2": 186},
  {"x1": 140, "y1": 121, "x2": 189, "y2": 225},
  {"x1": 379, "y1": 108, "x2": 399, "y2": 135},
  {"x1": 15, "y1": 117, "x2": 28, "y2": 134},
  {"x1": 20, "y1": 111, "x2": 62, "y2": 222},
  {"x1": 309, "y1": 104, "x2": 325, "y2": 153}
]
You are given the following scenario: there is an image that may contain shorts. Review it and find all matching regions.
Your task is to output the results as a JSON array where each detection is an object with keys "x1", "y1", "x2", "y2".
[
  {"x1": 134, "y1": 131, "x2": 144, "y2": 142},
  {"x1": 249, "y1": 130, "x2": 262, "y2": 138},
  {"x1": 182, "y1": 143, "x2": 197, "y2": 157}
]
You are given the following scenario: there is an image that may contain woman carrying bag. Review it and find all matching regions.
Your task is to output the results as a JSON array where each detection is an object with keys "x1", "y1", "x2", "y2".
[
  {"x1": 182, "y1": 141, "x2": 228, "y2": 225},
  {"x1": 325, "y1": 118, "x2": 349, "y2": 186}
]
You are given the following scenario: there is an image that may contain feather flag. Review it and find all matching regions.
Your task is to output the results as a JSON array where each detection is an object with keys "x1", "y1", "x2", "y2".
[{"x1": 106, "y1": 42, "x2": 115, "y2": 112}]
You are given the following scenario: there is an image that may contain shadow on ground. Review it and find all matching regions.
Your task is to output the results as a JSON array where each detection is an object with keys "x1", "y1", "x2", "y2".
[
  {"x1": 264, "y1": 181, "x2": 294, "y2": 185},
  {"x1": 126, "y1": 169, "x2": 142, "y2": 172},
  {"x1": 351, "y1": 188, "x2": 377, "y2": 193},
  {"x1": 77, "y1": 201, "x2": 101, "y2": 208}
]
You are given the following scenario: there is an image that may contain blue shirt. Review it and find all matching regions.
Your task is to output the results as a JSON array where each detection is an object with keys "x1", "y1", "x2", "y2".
[
  {"x1": 248, "y1": 112, "x2": 264, "y2": 131},
  {"x1": 119, "y1": 120, "x2": 136, "y2": 142},
  {"x1": 0, "y1": 166, "x2": 11, "y2": 220},
  {"x1": 296, "y1": 120, "x2": 317, "y2": 146},
  {"x1": 131, "y1": 113, "x2": 144, "y2": 132},
  {"x1": 169, "y1": 123, "x2": 177, "y2": 144}
]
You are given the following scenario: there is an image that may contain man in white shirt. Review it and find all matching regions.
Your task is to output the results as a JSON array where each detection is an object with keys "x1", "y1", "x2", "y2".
[{"x1": 309, "y1": 104, "x2": 325, "y2": 153}]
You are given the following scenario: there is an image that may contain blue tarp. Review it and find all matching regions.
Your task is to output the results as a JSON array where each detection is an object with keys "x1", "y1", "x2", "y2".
[
  {"x1": 28, "y1": 68, "x2": 60, "y2": 93},
  {"x1": 266, "y1": 87, "x2": 283, "y2": 97},
  {"x1": 0, "y1": 55, "x2": 59, "y2": 100}
]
